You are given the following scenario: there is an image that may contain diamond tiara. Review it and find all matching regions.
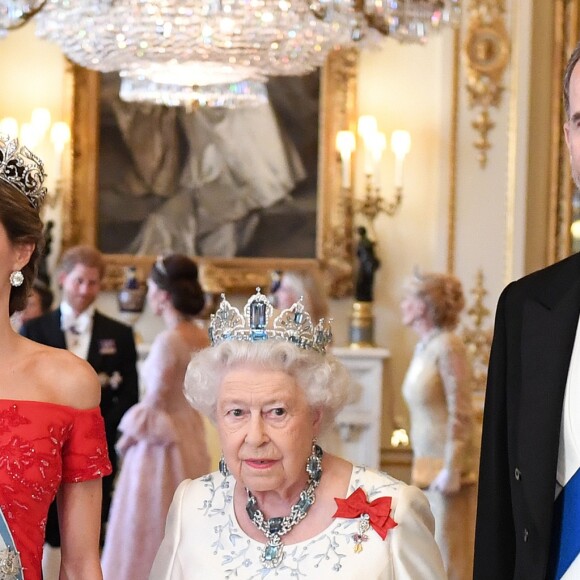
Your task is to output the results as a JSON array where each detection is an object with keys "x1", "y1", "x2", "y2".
[
  {"x1": 209, "y1": 288, "x2": 333, "y2": 354},
  {"x1": 0, "y1": 133, "x2": 47, "y2": 210}
]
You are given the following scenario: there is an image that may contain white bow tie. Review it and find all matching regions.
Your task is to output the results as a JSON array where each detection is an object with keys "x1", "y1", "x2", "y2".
[{"x1": 61, "y1": 311, "x2": 91, "y2": 334}]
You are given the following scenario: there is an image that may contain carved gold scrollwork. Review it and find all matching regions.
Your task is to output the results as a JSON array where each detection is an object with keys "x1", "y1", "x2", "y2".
[
  {"x1": 461, "y1": 269, "x2": 492, "y2": 395},
  {"x1": 320, "y1": 48, "x2": 359, "y2": 298},
  {"x1": 548, "y1": 0, "x2": 579, "y2": 263},
  {"x1": 463, "y1": 0, "x2": 510, "y2": 168}
]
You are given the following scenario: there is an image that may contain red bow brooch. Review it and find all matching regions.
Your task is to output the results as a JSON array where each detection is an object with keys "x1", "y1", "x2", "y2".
[{"x1": 333, "y1": 487, "x2": 397, "y2": 552}]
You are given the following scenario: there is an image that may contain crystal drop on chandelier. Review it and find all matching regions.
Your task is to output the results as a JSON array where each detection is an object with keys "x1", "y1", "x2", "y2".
[
  {"x1": 0, "y1": 0, "x2": 45, "y2": 36},
  {"x1": 119, "y1": 75, "x2": 269, "y2": 109},
  {"x1": 364, "y1": 0, "x2": 461, "y2": 44}
]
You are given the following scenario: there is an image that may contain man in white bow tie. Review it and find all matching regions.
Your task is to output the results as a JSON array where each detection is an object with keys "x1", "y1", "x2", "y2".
[{"x1": 21, "y1": 245, "x2": 139, "y2": 575}]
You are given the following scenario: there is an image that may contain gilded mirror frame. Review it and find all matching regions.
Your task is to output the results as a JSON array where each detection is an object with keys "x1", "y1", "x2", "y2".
[
  {"x1": 64, "y1": 50, "x2": 359, "y2": 295},
  {"x1": 548, "y1": 0, "x2": 578, "y2": 262}
]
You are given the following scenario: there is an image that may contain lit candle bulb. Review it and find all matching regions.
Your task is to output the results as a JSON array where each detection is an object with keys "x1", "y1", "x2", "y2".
[
  {"x1": 358, "y1": 115, "x2": 378, "y2": 176},
  {"x1": 0, "y1": 117, "x2": 19, "y2": 138},
  {"x1": 31, "y1": 108, "x2": 52, "y2": 141},
  {"x1": 369, "y1": 131, "x2": 386, "y2": 188},
  {"x1": 335, "y1": 130, "x2": 355, "y2": 188},
  {"x1": 20, "y1": 123, "x2": 41, "y2": 149},
  {"x1": 50, "y1": 121, "x2": 71, "y2": 181},
  {"x1": 390, "y1": 130, "x2": 411, "y2": 189}
]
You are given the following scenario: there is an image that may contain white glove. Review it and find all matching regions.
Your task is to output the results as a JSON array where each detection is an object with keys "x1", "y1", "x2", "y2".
[{"x1": 430, "y1": 468, "x2": 461, "y2": 495}]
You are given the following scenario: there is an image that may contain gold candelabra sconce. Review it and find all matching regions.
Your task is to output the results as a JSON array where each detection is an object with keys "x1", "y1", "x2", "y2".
[
  {"x1": 335, "y1": 116, "x2": 411, "y2": 348},
  {"x1": 336, "y1": 115, "x2": 411, "y2": 237}
]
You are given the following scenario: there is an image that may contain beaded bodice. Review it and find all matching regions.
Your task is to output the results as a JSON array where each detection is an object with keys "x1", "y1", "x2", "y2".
[{"x1": 0, "y1": 401, "x2": 111, "y2": 580}]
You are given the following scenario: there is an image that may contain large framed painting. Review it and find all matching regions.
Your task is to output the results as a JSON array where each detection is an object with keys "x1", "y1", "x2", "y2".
[{"x1": 64, "y1": 49, "x2": 359, "y2": 295}]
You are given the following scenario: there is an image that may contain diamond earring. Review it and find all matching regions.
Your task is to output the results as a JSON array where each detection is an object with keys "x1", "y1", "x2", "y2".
[
  {"x1": 219, "y1": 454, "x2": 230, "y2": 478},
  {"x1": 9, "y1": 271, "x2": 24, "y2": 287}
]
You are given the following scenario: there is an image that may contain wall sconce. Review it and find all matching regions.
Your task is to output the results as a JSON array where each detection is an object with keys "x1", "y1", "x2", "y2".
[
  {"x1": 390, "y1": 428, "x2": 410, "y2": 448},
  {"x1": 336, "y1": 115, "x2": 411, "y2": 232},
  {"x1": 0, "y1": 108, "x2": 70, "y2": 208}
]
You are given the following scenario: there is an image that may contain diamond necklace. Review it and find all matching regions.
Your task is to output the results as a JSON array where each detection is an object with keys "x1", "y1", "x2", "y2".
[{"x1": 246, "y1": 443, "x2": 323, "y2": 568}]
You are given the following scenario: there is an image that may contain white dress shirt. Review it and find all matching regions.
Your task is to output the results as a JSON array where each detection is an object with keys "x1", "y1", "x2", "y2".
[{"x1": 60, "y1": 301, "x2": 95, "y2": 361}]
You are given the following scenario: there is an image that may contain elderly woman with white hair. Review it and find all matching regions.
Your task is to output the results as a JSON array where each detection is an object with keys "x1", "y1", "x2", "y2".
[{"x1": 150, "y1": 290, "x2": 445, "y2": 579}]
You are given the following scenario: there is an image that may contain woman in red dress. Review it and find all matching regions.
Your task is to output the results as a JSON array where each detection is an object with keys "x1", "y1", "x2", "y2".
[{"x1": 0, "y1": 134, "x2": 111, "y2": 579}]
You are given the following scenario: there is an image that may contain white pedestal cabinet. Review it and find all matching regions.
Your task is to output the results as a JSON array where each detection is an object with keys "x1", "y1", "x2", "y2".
[{"x1": 319, "y1": 347, "x2": 390, "y2": 470}]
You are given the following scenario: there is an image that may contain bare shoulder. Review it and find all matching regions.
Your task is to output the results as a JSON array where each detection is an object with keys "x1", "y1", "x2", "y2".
[
  {"x1": 22, "y1": 341, "x2": 100, "y2": 409},
  {"x1": 154, "y1": 324, "x2": 208, "y2": 354}
]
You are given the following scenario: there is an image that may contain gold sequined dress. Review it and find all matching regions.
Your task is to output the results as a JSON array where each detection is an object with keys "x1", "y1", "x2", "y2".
[{"x1": 402, "y1": 330, "x2": 477, "y2": 580}]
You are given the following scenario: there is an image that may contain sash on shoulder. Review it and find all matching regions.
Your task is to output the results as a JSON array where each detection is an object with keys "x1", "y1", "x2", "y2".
[{"x1": 0, "y1": 508, "x2": 23, "y2": 580}]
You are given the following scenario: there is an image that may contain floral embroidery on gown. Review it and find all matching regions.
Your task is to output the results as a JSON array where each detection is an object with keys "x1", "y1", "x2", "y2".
[
  {"x1": 150, "y1": 466, "x2": 447, "y2": 579},
  {"x1": 0, "y1": 400, "x2": 111, "y2": 580},
  {"x1": 101, "y1": 329, "x2": 211, "y2": 580}
]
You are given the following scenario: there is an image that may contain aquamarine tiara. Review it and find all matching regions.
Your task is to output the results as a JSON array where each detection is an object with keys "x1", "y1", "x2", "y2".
[
  {"x1": 209, "y1": 288, "x2": 333, "y2": 354},
  {"x1": 0, "y1": 133, "x2": 47, "y2": 210}
]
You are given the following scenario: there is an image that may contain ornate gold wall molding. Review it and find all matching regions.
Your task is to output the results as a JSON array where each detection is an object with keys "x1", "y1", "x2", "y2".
[
  {"x1": 461, "y1": 269, "x2": 492, "y2": 395},
  {"x1": 447, "y1": 28, "x2": 461, "y2": 274},
  {"x1": 320, "y1": 48, "x2": 359, "y2": 298},
  {"x1": 548, "y1": 0, "x2": 578, "y2": 263},
  {"x1": 463, "y1": 0, "x2": 510, "y2": 168}
]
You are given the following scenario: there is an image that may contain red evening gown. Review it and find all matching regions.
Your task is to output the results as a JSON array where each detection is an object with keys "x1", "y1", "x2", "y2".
[{"x1": 0, "y1": 400, "x2": 112, "y2": 580}]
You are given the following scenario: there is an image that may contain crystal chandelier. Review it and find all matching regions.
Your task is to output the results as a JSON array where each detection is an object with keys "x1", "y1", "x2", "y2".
[
  {"x1": 0, "y1": 0, "x2": 45, "y2": 37},
  {"x1": 118, "y1": 60, "x2": 269, "y2": 107},
  {"x1": 119, "y1": 75, "x2": 269, "y2": 108},
  {"x1": 35, "y1": 0, "x2": 358, "y2": 77},
  {"x1": 26, "y1": 0, "x2": 460, "y2": 108},
  {"x1": 363, "y1": 0, "x2": 461, "y2": 43}
]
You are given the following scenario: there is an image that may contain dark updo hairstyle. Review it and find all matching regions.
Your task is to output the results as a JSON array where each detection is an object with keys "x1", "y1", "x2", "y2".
[
  {"x1": 0, "y1": 180, "x2": 44, "y2": 316},
  {"x1": 149, "y1": 254, "x2": 205, "y2": 316}
]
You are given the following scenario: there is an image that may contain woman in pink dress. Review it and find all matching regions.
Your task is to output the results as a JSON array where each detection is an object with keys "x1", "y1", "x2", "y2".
[
  {"x1": 101, "y1": 254, "x2": 211, "y2": 580},
  {"x1": 0, "y1": 134, "x2": 111, "y2": 580}
]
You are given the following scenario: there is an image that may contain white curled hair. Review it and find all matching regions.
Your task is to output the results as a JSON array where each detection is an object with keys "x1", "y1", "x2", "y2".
[{"x1": 184, "y1": 340, "x2": 355, "y2": 433}]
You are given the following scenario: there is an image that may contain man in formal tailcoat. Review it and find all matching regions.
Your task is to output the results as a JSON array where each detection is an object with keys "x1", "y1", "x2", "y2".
[
  {"x1": 474, "y1": 42, "x2": 580, "y2": 579},
  {"x1": 21, "y1": 245, "x2": 138, "y2": 558}
]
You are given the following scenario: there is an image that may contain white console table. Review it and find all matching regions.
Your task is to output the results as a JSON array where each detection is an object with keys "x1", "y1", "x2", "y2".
[{"x1": 319, "y1": 346, "x2": 390, "y2": 470}]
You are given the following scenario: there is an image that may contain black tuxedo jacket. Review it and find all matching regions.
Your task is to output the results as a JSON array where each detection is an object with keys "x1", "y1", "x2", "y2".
[
  {"x1": 20, "y1": 308, "x2": 139, "y2": 455},
  {"x1": 474, "y1": 252, "x2": 580, "y2": 579}
]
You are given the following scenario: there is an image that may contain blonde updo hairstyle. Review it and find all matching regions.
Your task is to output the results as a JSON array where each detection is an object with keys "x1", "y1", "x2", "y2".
[
  {"x1": 185, "y1": 339, "x2": 353, "y2": 433},
  {"x1": 403, "y1": 271, "x2": 465, "y2": 330}
]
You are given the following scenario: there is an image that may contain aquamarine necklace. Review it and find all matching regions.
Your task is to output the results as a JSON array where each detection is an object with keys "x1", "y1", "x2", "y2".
[{"x1": 246, "y1": 444, "x2": 323, "y2": 568}]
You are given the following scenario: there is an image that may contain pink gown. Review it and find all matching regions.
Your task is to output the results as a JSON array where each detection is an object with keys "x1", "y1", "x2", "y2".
[
  {"x1": 0, "y1": 400, "x2": 111, "y2": 580},
  {"x1": 101, "y1": 329, "x2": 210, "y2": 580}
]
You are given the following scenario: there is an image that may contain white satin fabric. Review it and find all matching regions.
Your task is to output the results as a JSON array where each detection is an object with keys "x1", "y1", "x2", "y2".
[{"x1": 149, "y1": 466, "x2": 445, "y2": 579}]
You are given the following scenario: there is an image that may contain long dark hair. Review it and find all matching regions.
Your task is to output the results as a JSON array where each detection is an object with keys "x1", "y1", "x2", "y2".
[{"x1": 0, "y1": 180, "x2": 44, "y2": 315}]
